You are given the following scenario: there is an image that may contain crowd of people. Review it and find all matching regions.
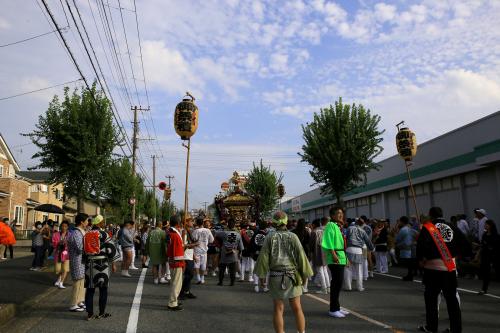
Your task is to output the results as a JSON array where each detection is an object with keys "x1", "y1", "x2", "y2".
[{"x1": 3, "y1": 204, "x2": 496, "y2": 332}]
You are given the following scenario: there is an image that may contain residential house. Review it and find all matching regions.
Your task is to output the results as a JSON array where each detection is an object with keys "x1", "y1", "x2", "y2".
[
  {"x1": 63, "y1": 196, "x2": 101, "y2": 223},
  {"x1": 0, "y1": 134, "x2": 31, "y2": 229},
  {"x1": 17, "y1": 171, "x2": 65, "y2": 227}
]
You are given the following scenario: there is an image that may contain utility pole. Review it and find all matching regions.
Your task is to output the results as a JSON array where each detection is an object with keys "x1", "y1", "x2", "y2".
[
  {"x1": 131, "y1": 105, "x2": 150, "y2": 223},
  {"x1": 201, "y1": 201, "x2": 208, "y2": 213},
  {"x1": 152, "y1": 155, "x2": 157, "y2": 225}
]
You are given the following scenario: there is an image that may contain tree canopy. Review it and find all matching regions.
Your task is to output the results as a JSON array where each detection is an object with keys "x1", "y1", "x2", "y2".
[
  {"x1": 245, "y1": 160, "x2": 283, "y2": 220},
  {"x1": 26, "y1": 83, "x2": 119, "y2": 212},
  {"x1": 299, "y1": 97, "x2": 384, "y2": 206}
]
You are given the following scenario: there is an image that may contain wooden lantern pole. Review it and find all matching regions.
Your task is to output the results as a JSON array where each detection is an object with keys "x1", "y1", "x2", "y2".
[{"x1": 182, "y1": 139, "x2": 191, "y2": 227}]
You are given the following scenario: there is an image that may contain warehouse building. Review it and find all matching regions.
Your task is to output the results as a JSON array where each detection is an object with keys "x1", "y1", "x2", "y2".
[{"x1": 282, "y1": 111, "x2": 500, "y2": 224}]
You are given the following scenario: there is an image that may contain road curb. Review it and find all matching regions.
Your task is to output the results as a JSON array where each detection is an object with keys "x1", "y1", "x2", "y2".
[{"x1": 0, "y1": 285, "x2": 60, "y2": 327}]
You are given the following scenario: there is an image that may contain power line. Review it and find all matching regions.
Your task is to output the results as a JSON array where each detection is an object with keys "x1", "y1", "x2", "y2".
[
  {"x1": 117, "y1": 0, "x2": 141, "y2": 105},
  {"x1": 0, "y1": 28, "x2": 67, "y2": 48},
  {"x1": 0, "y1": 79, "x2": 82, "y2": 101}
]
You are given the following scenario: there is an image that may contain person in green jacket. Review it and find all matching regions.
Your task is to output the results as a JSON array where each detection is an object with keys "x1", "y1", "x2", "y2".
[
  {"x1": 322, "y1": 207, "x2": 349, "y2": 318},
  {"x1": 146, "y1": 222, "x2": 167, "y2": 285},
  {"x1": 255, "y1": 211, "x2": 313, "y2": 333}
]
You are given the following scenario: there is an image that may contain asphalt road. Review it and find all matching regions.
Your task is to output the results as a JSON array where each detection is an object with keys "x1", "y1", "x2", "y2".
[{"x1": 2, "y1": 261, "x2": 500, "y2": 333}]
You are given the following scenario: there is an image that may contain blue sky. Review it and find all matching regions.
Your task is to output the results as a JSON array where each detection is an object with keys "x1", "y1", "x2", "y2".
[{"x1": 1, "y1": 0, "x2": 500, "y2": 210}]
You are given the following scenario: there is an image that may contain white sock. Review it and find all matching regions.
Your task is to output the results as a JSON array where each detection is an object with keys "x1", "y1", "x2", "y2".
[
  {"x1": 196, "y1": 274, "x2": 200, "y2": 282},
  {"x1": 201, "y1": 275, "x2": 205, "y2": 282}
]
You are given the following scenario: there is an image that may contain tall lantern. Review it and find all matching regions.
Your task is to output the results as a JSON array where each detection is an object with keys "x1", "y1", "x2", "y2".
[
  {"x1": 396, "y1": 122, "x2": 420, "y2": 222},
  {"x1": 277, "y1": 183, "x2": 285, "y2": 210},
  {"x1": 175, "y1": 92, "x2": 198, "y2": 227},
  {"x1": 277, "y1": 184, "x2": 285, "y2": 198},
  {"x1": 174, "y1": 92, "x2": 198, "y2": 140},
  {"x1": 396, "y1": 127, "x2": 417, "y2": 161}
]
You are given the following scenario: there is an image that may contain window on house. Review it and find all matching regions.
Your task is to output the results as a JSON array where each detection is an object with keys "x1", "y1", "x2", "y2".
[
  {"x1": 55, "y1": 215, "x2": 60, "y2": 223},
  {"x1": 346, "y1": 200, "x2": 355, "y2": 208},
  {"x1": 42, "y1": 214, "x2": 49, "y2": 221},
  {"x1": 464, "y1": 172, "x2": 478, "y2": 186},
  {"x1": 14, "y1": 206, "x2": 24, "y2": 225},
  {"x1": 442, "y1": 178, "x2": 453, "y2": 191},
  {"x1": 357, "y1": 197, "x2": 368, "y2": 206},
  {"x1": 54, "y1": 188, "x2": 62, "y2": 200},
  {"x1": 40, "y1": 184, "x2": 48, "y2": 193},
  {"x1": 452, "y1": 176, "x2": 461, "y2": 189},
  {"x1": 8, "y1": 165, "x2": 14, "y2": 178},
  {"x1": 432, "y1": 180, "x2": 442, "y2": 192},
  {"x1": 0, "y1": 165, "x2": 4, "y2": 177},
  {"x1": 370, "y1": 196, "x2": 377, "y2": 204}
]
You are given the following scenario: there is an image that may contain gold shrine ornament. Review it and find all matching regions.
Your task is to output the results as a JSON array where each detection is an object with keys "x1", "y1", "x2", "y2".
[
  {"x1": 221, "y1": 182, "x2": 230, "y2": 191},
  {"x1": 174, "y1": 92, "x2": 198, "y2": 140},
  {"x1": 396, "y1": 127, "x2": 417, "y2": 161}
]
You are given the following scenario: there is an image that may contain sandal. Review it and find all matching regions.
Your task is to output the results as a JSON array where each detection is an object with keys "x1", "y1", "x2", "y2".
[
  {"x1": 98, "y1": 313, "x2": 112, "y2": 319},
  {"x1": 87, "y1": 314, "x2": 99, "y2": 321}
]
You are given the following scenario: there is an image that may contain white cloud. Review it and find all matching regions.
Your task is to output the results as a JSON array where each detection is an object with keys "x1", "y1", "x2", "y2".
[
  {"x1": 143, "y1": 40, "x2": 247, "y2": 100},
  {"x1": 0, "y1": 17, "x2": 10, "y2": 30},
  {"x1": 269, "y1": 53, "x2": 289, "y2": 73}
]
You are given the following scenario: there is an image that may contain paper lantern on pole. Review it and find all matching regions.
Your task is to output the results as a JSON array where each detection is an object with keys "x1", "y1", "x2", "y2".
[
  {"x1": 221, "y1": 182, "x2": 230, "y2": 192},
  {"x1": 278, "y1": 184, "x2": 285, "y2": 198},
  {"x1": 174, "y1": 92, "x2": 198, "y2": 140},
  {"x1": 396, "y1": 127, "x2": 417, "y2": 161},
  {"x1": 163, "y1": 187, "x2": 172, "y2": 201}
]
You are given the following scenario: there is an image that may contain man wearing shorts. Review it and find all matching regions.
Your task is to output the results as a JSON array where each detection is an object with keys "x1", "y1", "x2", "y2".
[{"x1": 192, "y1": 217, "x2": 214, "y2": 285}]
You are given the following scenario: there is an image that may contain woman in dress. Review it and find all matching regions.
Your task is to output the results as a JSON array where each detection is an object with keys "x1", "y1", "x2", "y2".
[
  {"x1": 255, "y1": 211, "x2": 313, "y2": 333},
  {"x1": 52, "y1": 220, "x2": 71, "y2": 289}
]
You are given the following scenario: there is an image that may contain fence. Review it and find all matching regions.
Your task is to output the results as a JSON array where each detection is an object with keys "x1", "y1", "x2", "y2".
[{"x1": 14, "y1": 229, "x2": 32, "y2": 240}]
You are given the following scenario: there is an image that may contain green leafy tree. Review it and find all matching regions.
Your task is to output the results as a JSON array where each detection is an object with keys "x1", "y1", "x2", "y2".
[
  {"x1": 26, "y1": 83, "x2": 119, "y2": 212},
  {"x1": 160, "y1": 200, "x2": 176, "y2": 222},
  {"x1": 299, "y1": 97, "x2": 384, "y2": 207},
  {"x1": 104, "y1": 158, "x2": 142, "y2": 222},
  {"x1": 245, "y1": 160, "x2": 283, "y2": 220}
]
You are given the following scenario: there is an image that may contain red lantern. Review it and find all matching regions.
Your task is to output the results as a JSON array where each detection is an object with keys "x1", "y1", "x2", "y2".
[{"x1": 158, "y1": 181, "x2": 167, "y2": 190}]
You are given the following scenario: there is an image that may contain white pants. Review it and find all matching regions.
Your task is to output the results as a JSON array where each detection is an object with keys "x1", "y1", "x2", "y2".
[
  {"x1": 363, "y1": 258, "x2": 369, "y2": 280},
  {"x1": 240, "y1": 257, "x2": 255, "y2": 280},
  {"x1": 344, "y1": 262, "x2": 364, "y2": 290},
  {"x1": 375, "y1": 251, "x2": 388, "y2": 273},
  {"x1": 315, "y1": 265, "x2": 330, "y2": 290},
  {"x1": 253, "y1": 273, "x2": 269, "y2": 286},
  {"x1": 194, "y1": 253, "x2": 208, "y2": 271}
]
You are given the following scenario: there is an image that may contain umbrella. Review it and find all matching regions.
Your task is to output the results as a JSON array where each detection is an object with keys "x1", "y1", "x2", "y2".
[{"x1": 34, "y1": 204, "x2": 65, "y2": 215}]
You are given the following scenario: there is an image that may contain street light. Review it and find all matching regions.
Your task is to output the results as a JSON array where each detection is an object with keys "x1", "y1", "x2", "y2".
[{"x1": 174, "y1": 92, "x2": 199, "y2": 226}]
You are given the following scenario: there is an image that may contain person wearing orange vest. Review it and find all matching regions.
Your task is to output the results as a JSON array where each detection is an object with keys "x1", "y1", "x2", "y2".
[
  {"x1": 167, "y1": 215, "x2": 185, "y2": 311},
  {"x1": 416, "y1": 207, "x2": 471, "y2": 333},
  {"x1": 0, "y1": 217, "x2": 16, "y2": 260}
]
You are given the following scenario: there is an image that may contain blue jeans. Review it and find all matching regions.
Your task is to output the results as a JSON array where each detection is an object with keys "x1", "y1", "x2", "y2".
[{"x1": 32, "y1": 246, "x2": 44, "y2": 268}]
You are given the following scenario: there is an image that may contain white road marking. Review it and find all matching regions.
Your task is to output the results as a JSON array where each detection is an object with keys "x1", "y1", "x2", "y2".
[
  {"x1": 373, "y1": 272, "x2": 500, "y2": 300},
  {"x1": 126, "y1": 260, "x2": 149, "y2": 333},
  {"x1": 305, "y1": 293, "x2": 403, "y2": 332}
]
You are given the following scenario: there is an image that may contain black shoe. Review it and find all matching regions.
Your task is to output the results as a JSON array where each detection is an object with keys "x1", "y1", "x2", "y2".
[
  {"x1": 217, "y1": 282, "x2": 223, "y2": 286},
  {"x1": 185, "y1": 292, "x2": 197, "y2": 299},
  {"x1": 142, "y1": 264, "x2": 148, "y2": 268},
  {"x1": 167, "y1": 305, "x2": 183, "y2": 311},
  {"x1": 230, "y1": 281, "x2": 235, "y2": 286},
  {"x1": 418, "y1": 325, "x2": 436, "y2": 333},
  {"x1": 178, "y1": 294, "x2": 186, "y2": 300},
  {"x1": 478, "y1": 290, "x2": 487, "y2": 295}
]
